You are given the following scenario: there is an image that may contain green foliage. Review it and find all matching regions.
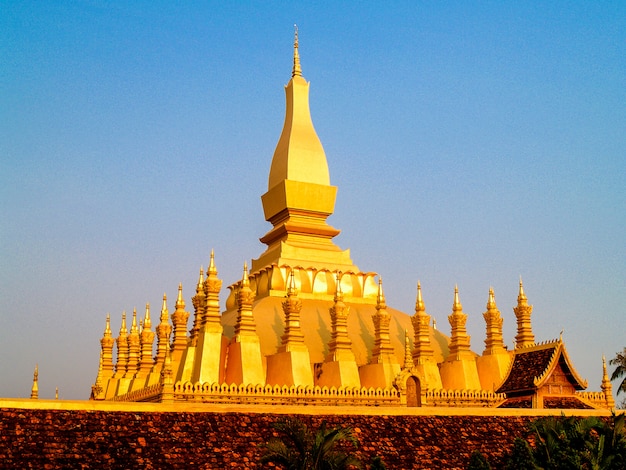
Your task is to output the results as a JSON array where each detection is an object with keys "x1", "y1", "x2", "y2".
[
  {"x1": 515, "y1": 413, "x2": 626, "y2": 470},
  {"x1": 610, "y1": 348, "x2": 626, "y2": 397},
  {"x1": 369, "y1": 455, "x2": 387, "y2": 470},
  {"x1": 467, "y1": 450, "x2": 491, "y2": 470},
  {"x1": 260, "y1": 417, "x2": 362, "y2": 470},
  {"x1": 505, "y1": 437, "x2": 538, "y2": 470}
]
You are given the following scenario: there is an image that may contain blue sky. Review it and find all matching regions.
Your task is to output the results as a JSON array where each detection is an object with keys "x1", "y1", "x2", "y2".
[{"x1": 1, "y1": 1, "x2": 624, "y2": 400}]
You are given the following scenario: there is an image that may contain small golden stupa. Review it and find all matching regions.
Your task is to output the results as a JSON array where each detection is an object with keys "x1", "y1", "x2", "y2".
[{"x1": 90, "y1": 29, "x2": 612, "y2": 410}]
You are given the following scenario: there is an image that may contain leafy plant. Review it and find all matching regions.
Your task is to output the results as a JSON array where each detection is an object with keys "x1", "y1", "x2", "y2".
[
  {"x1": 467, "y1": 450, "x2": 491, "y2": 470},
  {"x1": 260, "y1": 417, "x2": 362, "y2": 470}
]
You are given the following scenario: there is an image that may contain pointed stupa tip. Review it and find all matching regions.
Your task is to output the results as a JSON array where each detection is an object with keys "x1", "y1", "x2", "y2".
[
  {"x1": 160, "y1": 294, "x2": 169, "y2": 322},
  {"x1": 120, "y1": 311, "x2": 127, "y2": 332},
  {"x1": 487, "y1": 287, "x2": 496, "y2": 309},
  {"x1": 208, "y1": 249, "x2": 217, "y2": 274},
  {"x1": 196, "y1": 266, "x2": 204, "y2": 290},
  {"x1": 335, "y1": 271, "x2": 343, "y2": 296},
  {"x1": 453, "y1": 285, "x2": 462, "y2": 311},
  {"x1": 415, "y1": 280, "x2": 425, "y2": 312},
  {"x1": 131, "y1": 308, "x2": 138, "y2": 332},
  {"x1": 242, "y1": 261, "x2": 250, "y2": 286},
  {"x1": 292, "y1": 24, "x2": 302, "y2": 78},
  {"x1": 403, "y1": 328, "x2": 413, "y2": 369},
  {"x1": 377, "y1": 276, "x2": 385, "y2": 303},
  {"x1": 31, "y1": 364, "x2": 39, "y2": 399},
  {"x1": 176, "y1": 283, "x2": 184, "y2": 308},
  {"x1": 287, "y1": 269, "x2": 297, "y2": 294},
  {"x1": 518, "y1": 276, "x2": 527, "y2": 301},
  {"x1": 104, "y1": 313, "x2": 112, "y2": 335},
  {"x1": 144, "y1": 303, "x2": 151, "y2": 328}
]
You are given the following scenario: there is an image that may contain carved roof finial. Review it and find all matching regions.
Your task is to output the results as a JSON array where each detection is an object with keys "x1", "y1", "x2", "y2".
[{"x1": 292, "y1": 24, "x2": 302, "y2": 77}]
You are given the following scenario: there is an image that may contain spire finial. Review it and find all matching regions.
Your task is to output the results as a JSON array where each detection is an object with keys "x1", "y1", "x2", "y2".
[
  {"x1": 197, "y1": 266, "x2": 205, "y2": 290},
  {"x1": 518, "y1": 276, "x2": 527, "y2": 302},
  {"x1": 335, "y1": 271, "x2": 343, "y2": 297},
  {"x1": 208, "y1": 249, "x2": 217, "y2": 274},
  {"x1": 415, "y1": 280, "x2": 426, "y2": 313},
  {"x1": 130, "y1": 308, "x2": 138, "y2": 334},
  {"x1": 104, "y1": 313, "x2": 112, "y2": 336},
  {"x1": 287, "y1": 269, "x2": 297, "y2": 294},
  {"x1": 487, "y1": 286, "x2": 496, "y2": 309},
  {"x1": 403, "y1": 328, "x2": 413, "y2": 370},
  {"x1": 453, "y1": 284, "x2": 462, "y2": 312},
  {"x1": 120, "y1": 311, "x2": 127, "y2": 335},
  {"x1": 242, "y1": 261, "x2": 250, "y2": 287},
  {"x1": 292, "y1": 24, "x2": 302, "y2": 78},
  {"x1": 144, "y1": 303, "x2": 151, "y2": 329},
  {"x1": 376, "y1": 276, "x2": 386, "y2": 306},
  {"x1": 601, "y1": 354, "x2": 615, "y2": 408},
  {"x1": 176, "y1": 283, "x2": 185, "y2": 309},
  {"x1": 30, "y1": 364, "x2": 39, "y2": 399}
]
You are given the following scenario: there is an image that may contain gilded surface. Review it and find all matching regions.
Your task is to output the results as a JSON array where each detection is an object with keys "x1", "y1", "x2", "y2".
[{"x1": 89, "y1": 33, "x2": 610, "y2": 411}]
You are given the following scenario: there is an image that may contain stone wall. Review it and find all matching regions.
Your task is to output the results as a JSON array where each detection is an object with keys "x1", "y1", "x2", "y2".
[{"x1": 0, "y1": 406, "x2": 542, "y2": 469}]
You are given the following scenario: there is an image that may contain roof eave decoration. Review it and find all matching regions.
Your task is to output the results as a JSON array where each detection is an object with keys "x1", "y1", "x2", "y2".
[
  {"x1": 557, "y1": 339, "x2": 588, "y2": 390},
  {"x1": 532, "y1": 338, "x2": 588, "y2": 390}
]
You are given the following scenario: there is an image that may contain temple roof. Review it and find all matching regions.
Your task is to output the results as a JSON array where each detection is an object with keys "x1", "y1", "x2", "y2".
[{"x1": 497, "y1": 339, "x2": 588, "y2": 394}]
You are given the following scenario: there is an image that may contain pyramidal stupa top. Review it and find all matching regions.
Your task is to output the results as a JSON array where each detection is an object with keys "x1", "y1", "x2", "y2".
[
  {"x1": 252, "y1": 27, "x2": 358, "y2": 275},
  {"x1": 267, "y1": 25, "x2": 330, "y2": 189}
]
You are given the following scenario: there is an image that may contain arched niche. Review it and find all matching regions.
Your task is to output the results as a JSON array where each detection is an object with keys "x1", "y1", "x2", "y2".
[{"x1": 406, "y1": 376, "x2": 422, "y2": 407}]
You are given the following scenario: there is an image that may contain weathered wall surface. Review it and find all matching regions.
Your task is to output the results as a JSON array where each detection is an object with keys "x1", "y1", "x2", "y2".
[{"x1": 0, "y1": 407, "x2": 539, "y2": 469}]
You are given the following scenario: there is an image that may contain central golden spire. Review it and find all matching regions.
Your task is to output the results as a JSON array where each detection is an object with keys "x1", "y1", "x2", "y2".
[
  {"x1": 266, "y1": 25, "x2": 330, "y2": 189},
  {"x1": 252, "y1": 28, "x2": 356, "y2": 273},
  {"x1": 292, "y1": 24, "x2": 302, "y2": 78}
]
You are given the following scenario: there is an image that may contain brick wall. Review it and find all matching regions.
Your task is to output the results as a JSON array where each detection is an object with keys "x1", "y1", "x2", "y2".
[{"x1": 0, "y1": 407, "x2": 535, "y2": 469}]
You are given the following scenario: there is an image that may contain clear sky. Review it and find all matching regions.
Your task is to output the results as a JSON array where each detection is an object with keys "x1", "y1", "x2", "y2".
[{"x1": 1, "y1": 1, "x2": 624, "y2": 401}]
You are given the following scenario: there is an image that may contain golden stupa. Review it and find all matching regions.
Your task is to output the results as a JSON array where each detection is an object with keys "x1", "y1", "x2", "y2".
[{"x1": 89, "y1": 30, "x2": 613, "y2": 410}]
